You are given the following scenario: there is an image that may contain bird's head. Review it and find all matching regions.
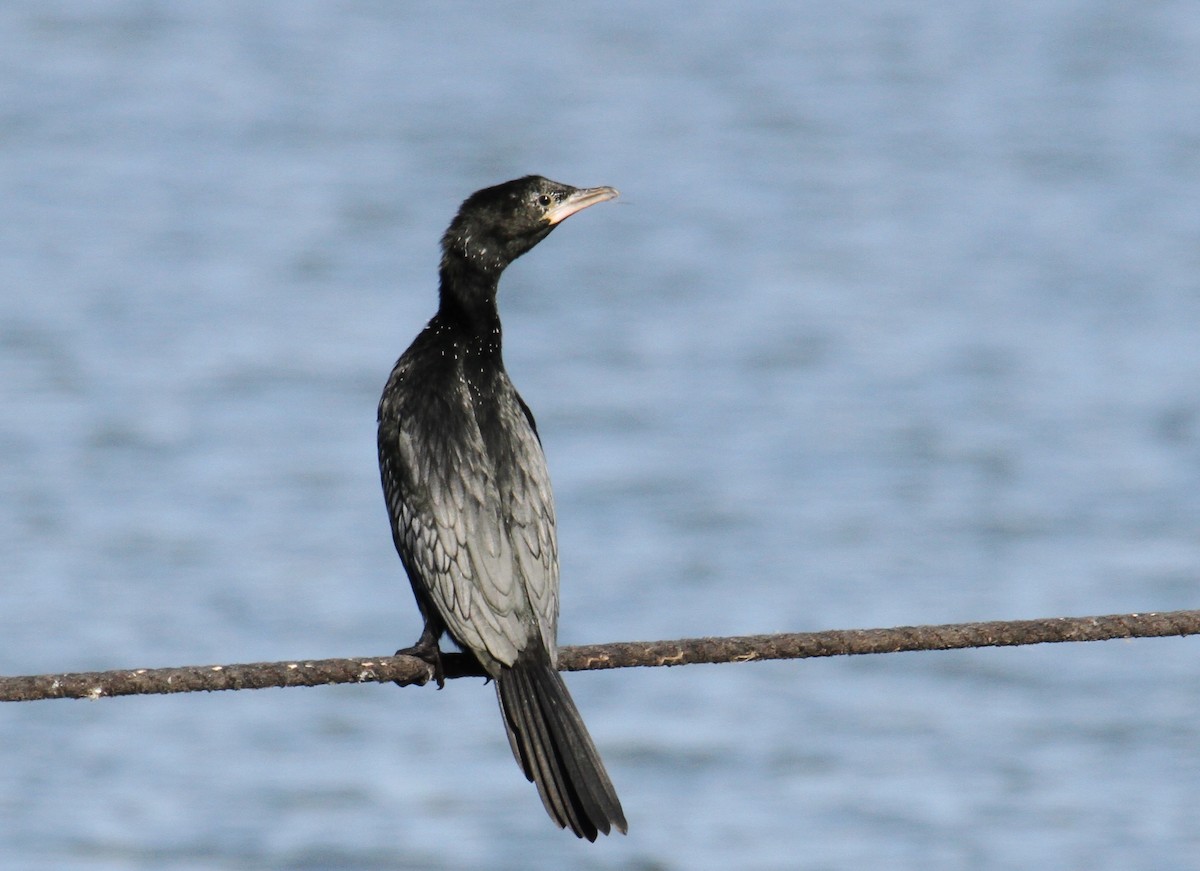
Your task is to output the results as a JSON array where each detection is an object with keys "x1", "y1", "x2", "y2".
[{"x1": 441, "y1": 176, "x2": 618, "y2": 277}]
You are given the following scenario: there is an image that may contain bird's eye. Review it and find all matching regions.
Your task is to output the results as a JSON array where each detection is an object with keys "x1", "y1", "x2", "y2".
[{"x1": 537, "y1": 194, "x2": 552, "y2": 207}]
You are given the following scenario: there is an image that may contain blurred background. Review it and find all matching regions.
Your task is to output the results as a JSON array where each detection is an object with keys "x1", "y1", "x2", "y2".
[{"x1": 2, "y1": 2, "x2": 1199, "y2": 869}]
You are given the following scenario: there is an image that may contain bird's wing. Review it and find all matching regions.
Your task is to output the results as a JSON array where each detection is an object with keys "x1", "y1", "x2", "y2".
[
  {"x1": 500, "y1": 399, "x2": 560, "y2": 660},
  {"x1": 379, "y1": 381, "x2": 558, "y2": 670}
]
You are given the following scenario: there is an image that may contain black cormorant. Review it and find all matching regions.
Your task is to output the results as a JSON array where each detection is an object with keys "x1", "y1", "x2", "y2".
[{"x1": 377, "y1": 176, "x2": 626, "y2": 840}]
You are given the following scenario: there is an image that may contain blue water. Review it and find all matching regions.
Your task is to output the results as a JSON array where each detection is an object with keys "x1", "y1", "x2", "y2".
[{"x1": 3, "y1": 2, "x2": 1200, "y2": 869}]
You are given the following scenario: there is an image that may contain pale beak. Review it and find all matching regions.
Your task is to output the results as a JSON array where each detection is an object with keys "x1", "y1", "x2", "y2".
[{"x1": 544, "y1": 186, "x2": 619, "y2": 225}]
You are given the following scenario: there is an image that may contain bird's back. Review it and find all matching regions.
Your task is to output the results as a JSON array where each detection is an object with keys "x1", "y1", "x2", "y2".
[{"x1": 378, "y1": 317, "x2": 559, "y2": 673}]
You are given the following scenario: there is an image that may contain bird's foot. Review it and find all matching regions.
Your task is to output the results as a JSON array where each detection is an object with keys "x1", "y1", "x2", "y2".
[{"x1": 394, "y1": 632, "x2": 445, "y2": 688}]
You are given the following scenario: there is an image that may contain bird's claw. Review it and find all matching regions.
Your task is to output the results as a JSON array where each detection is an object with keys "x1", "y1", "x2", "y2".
[{"x1": 394, "y1": 641, "x2": 445, "y2": 689}]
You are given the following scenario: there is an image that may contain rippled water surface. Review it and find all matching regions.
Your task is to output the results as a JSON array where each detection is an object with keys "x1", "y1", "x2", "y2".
[{"x1": 2, "y1": 3, "x2": 1199, "y2": 869}]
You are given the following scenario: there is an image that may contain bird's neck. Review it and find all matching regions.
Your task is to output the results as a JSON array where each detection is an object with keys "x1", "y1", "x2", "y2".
[{"x1": 437, "y1": 261, "x2": 504, "y2": 353}]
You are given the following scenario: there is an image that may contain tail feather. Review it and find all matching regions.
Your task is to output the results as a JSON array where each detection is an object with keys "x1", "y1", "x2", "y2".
[
  {"x1": 495, "y1": 647, "x2": 627, "y2": 840},
  {"x1": 501, "y1": 663, "x2": 580, "y2": 832}
]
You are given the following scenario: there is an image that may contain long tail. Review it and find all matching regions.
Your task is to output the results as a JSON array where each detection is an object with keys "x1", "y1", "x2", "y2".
[{"x1": 495, "y1": 646, "x2": 627, "y2": 840}]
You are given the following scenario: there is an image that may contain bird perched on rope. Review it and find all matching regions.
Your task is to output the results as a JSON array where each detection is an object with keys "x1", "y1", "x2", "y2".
[{"x1": 377, "y1": 176, "x2": 626, "y2": 840}]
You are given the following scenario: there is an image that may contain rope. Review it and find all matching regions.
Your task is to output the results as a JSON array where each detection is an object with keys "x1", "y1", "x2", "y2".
[{"x1": 2, "y1": 609, "x2": 1196, "y2": 703}]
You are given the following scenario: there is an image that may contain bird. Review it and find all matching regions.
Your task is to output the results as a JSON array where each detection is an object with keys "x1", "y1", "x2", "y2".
[{"x1": 376, "y1": 176, "x2": 626, "y2": 840}]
